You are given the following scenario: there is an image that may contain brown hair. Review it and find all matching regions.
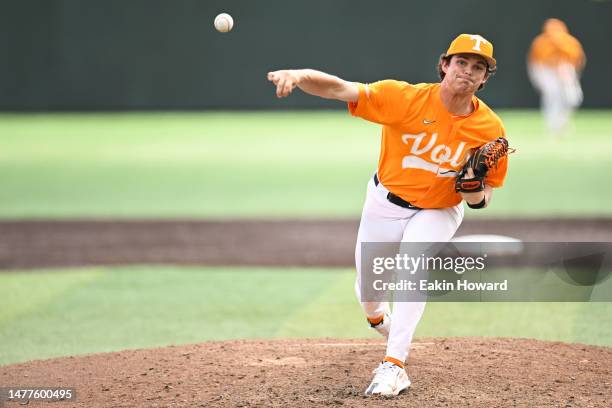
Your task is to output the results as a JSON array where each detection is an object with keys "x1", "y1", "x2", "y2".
[{"x1": 437, "y1": 54, "x2": 497, "y2": 91}]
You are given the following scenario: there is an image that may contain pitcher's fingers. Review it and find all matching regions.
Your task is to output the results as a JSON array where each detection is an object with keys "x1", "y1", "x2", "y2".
[
  {"x1": 282, "y1": 80, "x2": 294, "y2": 96},
  {"x1": 267, "y1": 71, "x2": 280, "y2": 83},
  {"x1": 268, "y1": 72, "x2": 279, "y2": 85},
  {"x1": 276, "y1": 77, "x2": 287, "y2": 97}
]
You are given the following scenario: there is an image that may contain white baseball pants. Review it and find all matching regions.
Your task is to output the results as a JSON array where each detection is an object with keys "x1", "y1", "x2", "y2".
[
  {"x1": 528, "y1": 63, "x2": 583, "y2": 135},
  {"x1": 354, "y1": 176, "x2": 464, "y2": 363}
]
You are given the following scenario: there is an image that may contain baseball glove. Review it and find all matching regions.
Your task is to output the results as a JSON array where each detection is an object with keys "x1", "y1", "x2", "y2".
[{"x1": 455, "y1": 137, "x2": 514, "y2": 193}]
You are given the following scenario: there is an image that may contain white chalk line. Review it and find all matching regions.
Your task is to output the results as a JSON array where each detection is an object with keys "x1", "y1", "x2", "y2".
[{"x1": 306, "y1": 342, "x2": 435, "y2": 347}]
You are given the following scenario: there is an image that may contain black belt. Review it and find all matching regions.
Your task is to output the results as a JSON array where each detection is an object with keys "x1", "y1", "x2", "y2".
[{"x1": 373, "y1": 174, "x2": 422, "y2": 210}]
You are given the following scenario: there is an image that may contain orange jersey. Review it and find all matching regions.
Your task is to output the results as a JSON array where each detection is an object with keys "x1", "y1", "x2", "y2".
[
  {"x1": 348, "y1": 81, "x2": 508, "y2": 209},
  {"x1": 529, "y1": 32, "x2": 585, "y2": 69}
]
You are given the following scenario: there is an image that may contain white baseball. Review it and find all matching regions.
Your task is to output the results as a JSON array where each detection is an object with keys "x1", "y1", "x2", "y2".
[{"x1": 214, "y1": 13, "x2": 234, "y2": 33}]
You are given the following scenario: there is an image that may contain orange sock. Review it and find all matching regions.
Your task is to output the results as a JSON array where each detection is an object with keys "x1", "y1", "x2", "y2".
[
  {"x1": 384, "y1": 356, "x2": 405, "y2": 369},
  {"x1": 367, "y1": 314, "x2": 384, "y2": 326}
]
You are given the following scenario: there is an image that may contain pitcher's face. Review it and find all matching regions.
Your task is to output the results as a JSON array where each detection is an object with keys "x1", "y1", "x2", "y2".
[{"x1": 442, "y1": 54, "x2": 489, "y2": 95}]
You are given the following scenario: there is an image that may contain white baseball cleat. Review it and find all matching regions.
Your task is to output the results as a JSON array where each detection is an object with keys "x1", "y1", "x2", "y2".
[
  {"x1": 364, "y1": 361, "x2": 411, "y2": 396},
  {"x1": 369, "y1": 313, "x2": 391, "y2": 339}
]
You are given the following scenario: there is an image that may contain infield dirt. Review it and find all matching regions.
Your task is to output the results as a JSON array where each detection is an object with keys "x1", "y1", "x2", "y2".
[
  {"x1": 2, "y1": 218, "x2": 612, "y2": 269},
  {"x1": 2, "y1": 338, "x2": 611, "y2": 407}
]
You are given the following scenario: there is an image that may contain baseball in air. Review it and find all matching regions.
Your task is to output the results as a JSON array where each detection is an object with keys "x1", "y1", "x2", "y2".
[{"x1": 214, "y1": 13, "x2": 234, "y2": 33}]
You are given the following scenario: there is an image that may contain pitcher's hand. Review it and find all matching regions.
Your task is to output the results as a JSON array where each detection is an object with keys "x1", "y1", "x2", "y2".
[{"x1": 267, "y1": 70, "x2": 302, "y2": 98}]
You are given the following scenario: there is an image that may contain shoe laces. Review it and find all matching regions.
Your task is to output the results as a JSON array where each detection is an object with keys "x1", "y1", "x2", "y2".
[{"x1": 372, "y1": 362, "x2": 400, "y2": 382}]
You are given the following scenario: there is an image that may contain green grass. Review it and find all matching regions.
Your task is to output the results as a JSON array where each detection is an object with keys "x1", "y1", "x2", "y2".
[
  {"x1": 1, "y1": 110, "x2": 611, "y2": 218},
  {"x1": 1, "y1": 267, "x2": 610, "y2": 366}
]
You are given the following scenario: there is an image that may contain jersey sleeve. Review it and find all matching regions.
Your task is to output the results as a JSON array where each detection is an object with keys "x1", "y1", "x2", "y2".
[{"x1": 347, "y1": 80, "x2": 413, "y2": 125}]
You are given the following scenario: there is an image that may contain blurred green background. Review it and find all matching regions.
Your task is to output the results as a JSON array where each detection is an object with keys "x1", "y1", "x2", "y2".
[{"x1": 1, "y1": 110, "x2": 611, "y2": 219}]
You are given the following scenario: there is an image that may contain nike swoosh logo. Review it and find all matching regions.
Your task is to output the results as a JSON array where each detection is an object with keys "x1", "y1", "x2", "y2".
[{"x1": 423, "y1": 119, "x2": 436, "y2": 125}]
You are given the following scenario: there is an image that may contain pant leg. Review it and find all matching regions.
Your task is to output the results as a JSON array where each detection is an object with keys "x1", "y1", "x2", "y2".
[
  {"x1": 385, "y1": 204, "x2": 464, "y2": 363},
  {"x1": 557, "y1": 63, "x2": 582, "y2": 135},
  {"x1": 529, "y1": 64, "x2": 568, "y2": 134},
  {"x1": 558, "y1": 63, "x2": 583, "y2": 108},
  {"x1": 354, "y1": 178, "x2": 418, "y2": 318}
]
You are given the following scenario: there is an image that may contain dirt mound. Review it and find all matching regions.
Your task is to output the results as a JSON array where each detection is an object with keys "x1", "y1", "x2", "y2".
[{"x1": 1, "y1": 338, "x2": 610, "y2": 407}]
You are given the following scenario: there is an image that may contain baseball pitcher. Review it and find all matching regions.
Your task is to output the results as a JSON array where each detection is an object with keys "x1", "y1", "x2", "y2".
[{"x1": 267, "y1": 33, "x2": 511, "y2": 397}]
